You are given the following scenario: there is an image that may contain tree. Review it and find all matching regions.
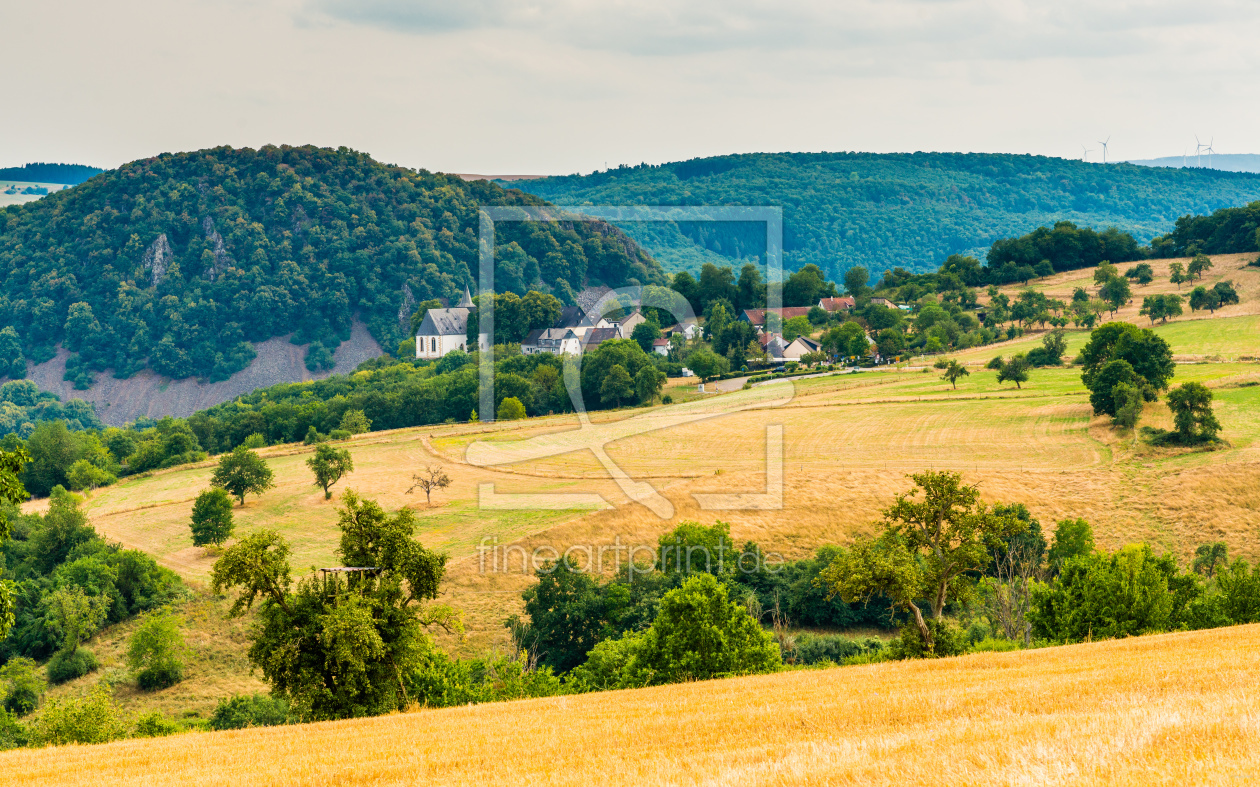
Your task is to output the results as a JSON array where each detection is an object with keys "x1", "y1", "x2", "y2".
[
  {"x1": 1088, "y1": 359, "x2": 1142, "y2": 417},
  {"x1": 843, "y1": 266, "x2": 870, "y2": 299},
  {"x1": 1125, "y1": 263, "x2": 1154, "y2": 285},
  {"x1": 599, "y1": 364, "x2": 635, "y2": 408},
  {"x1": 1192, "y1": 543, "x2": 1228, "y2": 579},
  {"x1": 0, "y1": 327, "x2": 26, "y2": 379},
  {"x1": 190, "y1": 488, "x2": 235, "y2": 546},
  {"x1": 997, "y1": 354, "x2": 1031, "y2": 389},
  {"x1": 941, "y1": 360, "x2": 969, "y2": 389},
  {"x1": 1169, "y1": 261, "x2": 1188, "y2": 289},
  {"x1": 630, "y1": 322, "x2": 661, "y2": 354},
  {"x1": 1188, "y1": 286, "x2": 1221, "y2": 314},
  {"x1": 782, "y1": 316, "x2": 812, "y2": 342},
  {"x1": 210, "y1": 492, "x2": 454, "y2": 721},
  {"x1": 1098, "y1": 275, "x2": 1131, "y2": 315},
  {"x1": 822, "y1": 322, "x2": 868, "y2": 359},
  {"x1": 1139, "y1": 294, "x2": 1183, "y2": 323},
  {"x1": 1026, "y1": 328, "x2": 1067, "y2": 367},
  {"x1": 1093, "y1": 261, "x2": 1119, "y2": 286},
  {"x1": 684, "y1": 349, "x2": 727, "y2": 381},
  {"x1": 45, "y1": 586, "x2": 108, "y2": 657},
  {"x1": 820, "y1": 471, "x2": 1025, "y2": 653},
  {"x1": 307, "y1": 444, "x2": 354, "y2": 500},
  {"x1": 0, "y1": 657, "x2": 44, "y2": 716},
  {"x1": 127, "y1": 610, "x2": 185, "y2": 690},
  {"x1": 1033, "y1": 259, "x2": 1054, "y2": 278},
  {"x1": 496, "y1": 396, "x2": 526, "y2": 420},
  {"x1": 1187, "y1": 253, "x2": 1213, "y2": 280},
  {"x1": 1079, "y1": 322, "x2": 1176, "y2": 395},
  {"x1": 1112, "y1": 381, "x2": 1144, "y2": 429},
  {"x1": 211, "y1": 446, "x2": 275, "y2": 506},
  {"x1": 339, "y1": 410, "x2": 372, "y2": 435},
  {"x1": 506, "y1": 558, "x2": 617, "y2": 674},
  {"x1": 65, "y1": 458, "x2": 114, "y2": 494},
  {"x1": 635, "y1": 365, "x2": 665, "y2": 404},
  {"x1": 1166, "y1": 382, "x2": 1220, "y2": 443},
  {"x1": 1047, "y1": 518, "x2": 1094, "y2": 572},
  {"x1": 407, "y1": 465, "x2": 451, "y2": 506},
  {"x1": 1212, "y1": 281, "x2": 1240, "y2": 307}
]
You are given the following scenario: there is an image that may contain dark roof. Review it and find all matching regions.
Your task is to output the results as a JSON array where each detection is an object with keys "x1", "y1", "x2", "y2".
[
  {"x1": 583, "y1": 327, "x2": 621, "y2": 346},
  {"x1": 416, "y1": 307, "x2": 471, "y2": 337},
  {"x1": 555, "y1": 305, "x2": 585, "y2": 329}
]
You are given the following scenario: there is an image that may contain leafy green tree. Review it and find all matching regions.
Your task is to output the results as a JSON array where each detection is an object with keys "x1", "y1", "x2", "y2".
[
  {"x1": 820, "y1": 471, "x2": 1025, "y2": 653},
  {"x1": 1166, "y1": 382, "x2": 1221, "y2": 443},
  {"x1": 1026, "y1": 328, "x2": 1067, "y2": 367},
  {"x1": 0, "y1": 445, "x2": 30, "y2": 643},
  {"x1": 0, "y1": 327, "x2": 25, "y2": 379},
  {"x1": 29, "y1": 685, "x2": 127, "y2": 746},
  {"x1": 1192, "y1": 543, "x2": 1228, "y2": 579},
  {"x1": 656, "y1": 520, "x2": 737, "y2": 577},
  {"x1": 782, "y1": 315, "x2": 812, "y2": 342},
  {"x1": 571, "y1": 573, "x2": 780, "y2": 688},
  {"x1": 1212, "y1": 281, "x2": 1240, "y2": 306},
  {"x1": 630, "y1": 322, "x2": 661, "y2": 353},
  {"x1": 506, "y1": 558, "x2": 619, "y2": 675},
  {"x1": 209, "y1": 693, "x2": 289, "y2": 730},
  {"x1": 304, "y1": 443, "x2": 355, "y2": 501},
  {"x1": 190, "y1": 488, "x2": 235, "y2": 546},
  {"x1": 996, "y1": 354, "x2": 1031, "y2": 389},
  {"x1": 210, "y1": 492, "x2": 455, "y2": 721},
  {"x1": 1125, "y1": 263, "x2": 1154, "y2": 285},
  {"x1": 496, "y1": 396, "x2": 526, "y2": 420},
  {"x1": 211, "y1": 446, "x2": 275, "y2": 506},
  {"x1": 339, "y1": 410, "x2": 372, "y2": 435},
  {"x1": 635, "y1": 366, "x2": 665, "y2": 404},
  {"x1": 822, "y1": 322, "x2": 868, "y2": 359},
  {"x1": 1111, "y1": 381, "x2": 1144, "y2": 429},
  {"x1": 1140, "y1": 294, "x2": 1183, "y2": 323},
  {"x1": 941, "y1": 360, "x2": 969, "y2": 389},
  {"x1": 599, "y1": 364, "x2": 635, "y2": 408},
  {"x1": 843, "y1": 266, "x2": 870, "y2": 299},
  {"x1": 1187, "y1": 253, "x2": 1213, "y2": 280},
  {"x1": 1098, "y1": 275, "x2": 1131, "y2": 315},
  {"x1": 65, "y1": 459, "x2": 115, "y2": 494},
  {"x1": 1169, "y1": 261, "x2": 1188, "y2": 289},
  {"x1": 1079, "y1": 322, "x2": 1175, "y2": 396},
  {"x1": 127, "y1": 610, "x2": 185, "y2": 690},
  {"x1": 1088, "y1": 359, "x2": 1142, "y2": 417},
  {"x1": 683, "y1": 349, "x2": 727, "y2": 381},
  {"x1": 0, "y1": 657, "x2": 44, "y2": 716},
  {"x1": 1188, "y1": 285, "x2": 1220, "y2": 313},
  {"x1": 1047, "y1": 518, "x2": 1094, "y2": 572},
  {"x1": 45, "y1": 586, "x2": 108, "y2": 658}
]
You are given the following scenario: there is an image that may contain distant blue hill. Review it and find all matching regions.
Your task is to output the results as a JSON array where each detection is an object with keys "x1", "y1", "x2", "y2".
[
  {"x1": 1127, "y1": 154, "x2": 1260, "y2": 174},
  {"x1": 0, "y1": 163, "x2": 104, "y2": 185}
]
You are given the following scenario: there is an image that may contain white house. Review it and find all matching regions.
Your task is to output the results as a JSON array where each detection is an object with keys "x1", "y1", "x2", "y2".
[
  {"x1": 523, "y1": 328, "x2": 583, "y2": 356},
  {"x1": 783, "y1": 336, "x2": 821, "y2": 361},
  {"x1": 415, "y1": 287, "x2": 480, "y2": 359},
  {"x1": 651, "y1": 337, "x2": 671, "y2": 356}
]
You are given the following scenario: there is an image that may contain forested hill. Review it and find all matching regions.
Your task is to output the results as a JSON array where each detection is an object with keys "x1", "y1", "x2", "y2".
[
  {"x1": 509, "y1": 152, "x2": 1260, "y2": 278},
  {"x1": 0, "y1": 145, "x2": 665, "y2": 387},
  {"x1": 0, "y1": 163, "x2": 103, "y2": 184}
]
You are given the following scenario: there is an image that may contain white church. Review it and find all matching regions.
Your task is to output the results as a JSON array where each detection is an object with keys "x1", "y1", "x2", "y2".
[{"x1": 414, "y1": 287, "x2": 484, "y2": 360}]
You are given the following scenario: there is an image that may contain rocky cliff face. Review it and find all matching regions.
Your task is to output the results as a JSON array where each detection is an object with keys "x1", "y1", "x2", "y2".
[{"x1": 26, "y1": 321, "x2": 383, "y2": 425}]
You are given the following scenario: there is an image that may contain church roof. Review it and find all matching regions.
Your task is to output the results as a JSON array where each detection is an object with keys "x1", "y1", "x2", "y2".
[{"x1": 417, "y1": 307, "x2": 471, "y2": 337}]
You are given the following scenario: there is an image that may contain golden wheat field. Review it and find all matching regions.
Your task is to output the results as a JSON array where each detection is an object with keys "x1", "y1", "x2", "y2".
[{"x1": 8, "y1": 624, "x2": 1260, "y2": 786}]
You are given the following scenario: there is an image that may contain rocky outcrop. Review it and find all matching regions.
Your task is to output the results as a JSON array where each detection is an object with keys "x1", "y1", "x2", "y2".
[
  {"x1": 26, "y1": 321, "x2": 383, "y2": 426},
  {"x1": 141, "y1": 234, "x2": 173, "y2": 287}
]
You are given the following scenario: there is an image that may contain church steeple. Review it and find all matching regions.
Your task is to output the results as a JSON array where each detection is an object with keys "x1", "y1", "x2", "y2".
[{"x1": 458, "y1": 285, "x2": 474, "y2": 308}]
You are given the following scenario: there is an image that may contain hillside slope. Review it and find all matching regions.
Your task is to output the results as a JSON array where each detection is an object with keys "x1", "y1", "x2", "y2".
[
  {"x1": 8, "y1": 624, "x2": 1260, "y2": 785},
  {"x1": 0, "y1": 145, "x2": 665, "y2": 392},
  {"x1": 510, "y1": 152, "x2": 1260, "y2": 277}
]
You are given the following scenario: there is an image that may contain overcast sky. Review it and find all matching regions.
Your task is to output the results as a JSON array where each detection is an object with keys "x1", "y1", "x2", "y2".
[{"x1": 3, "y1": 0, "x2": 1258, "y2": 175}]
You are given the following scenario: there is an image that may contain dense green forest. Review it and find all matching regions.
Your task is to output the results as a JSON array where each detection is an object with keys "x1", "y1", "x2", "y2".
[
  {"x1": 0, "y1": 164, "x2": 103, "y2": 186},
  {"x1": 0, "y1": 146, "x2": 665, "y2": 387},
  {"x1": 1149, "y1": 201, "x2": 1260, "y2": 257},
  {"x1": 509, "y1": 152, "x2": 1260, "y2": 278}
]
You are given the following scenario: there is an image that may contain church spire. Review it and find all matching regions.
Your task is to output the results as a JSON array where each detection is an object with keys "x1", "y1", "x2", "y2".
[{"x1": 458, "y1": 285, "x2": 474, "y2": 308}]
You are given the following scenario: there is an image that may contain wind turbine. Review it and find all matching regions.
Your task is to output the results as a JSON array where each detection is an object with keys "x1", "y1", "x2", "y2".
[
  {"x1": 1182, "y1": 148, "x2": 1187, "y2": 168},
  {"x1": 1097, "y1": 136, "x2": 1110, "y2": 164},
  {"x1": 1206, "y1": 138, "x2": 1215, "y2": 169},
  {"x1": 1195, "y1": 136, "x2": 1206, "y2": 167},
  {"x1": 1081, "y1": 145, "x2": 1092, "y2": 162}
]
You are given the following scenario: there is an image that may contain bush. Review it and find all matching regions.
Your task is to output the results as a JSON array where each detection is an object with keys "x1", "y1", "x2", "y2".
[
  {"x1": 0, "y1": 709, "x2": 29, "y2": 751},
  {"x1": 791, "y1": 633, "x2": 885, "y2": 665},
  {"x1": 303, "y1": 426, "x2": 326, "y2": 445},
  {"x1": 241, "y1": 433, "x2": 267, "y2": 449},
  {"x1": 497, "y1": 396, "x2": 527, "y2": 421},
  {"x1": 409, "y1": 652, "x2": 566, "y2": 708},
  {"x1": 985, "y1": 355, "x2": 1004, "y2": 370},
  {"x1": 0, "y1": 657, "x2": 45, "y2": 716},
  {"x1": 47, "y1": 648, "x2": 98, "y2": 685},
  {"x1": 128, "y1": 611, "x2": 185, "y2": 691},
  {"x1": 888, "y1": 619, "x2": 967, "y2": 659},
  {"x1": 329, "y1": 429, "x2": 351, "y2": 441},
  {"x1": 30, "y1": 685, "x2": 128, "y2": 746},
  {"x1": 208, "y1": 693, "x2": 289, "y2": 730},
  {"x1": 133, "y1": 711, "x2": 180, "y2": 738}
]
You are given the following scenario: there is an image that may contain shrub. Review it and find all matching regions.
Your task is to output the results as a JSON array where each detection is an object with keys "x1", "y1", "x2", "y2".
[
  {"x1": 0, "y1": 709, "x2": 29, "y2": 751},
  {"x1": 208, "y1": 693, "x2": 289, "y2": 730},
  {"x1": 241, "y1": 433, "x2": 267, "y2": 449},
  {"x1": 30, "y1": 685, "x2": 128, "y2": 746},
  {"x1": 0, "y1": 658, "x2": 45, "y2": 717},
  {"x1": 47, "y1": 648, "x2": 98, "y2": 685},
  {"x1": 329, "y1": 429, "x2": 351, "y2": 441},
  {"x1": 497, "y1": 396, "x2": 526, "y2": 421},
  {"x1": 339, "y1": 409, "x2": 372, "y2": 435},
  {"x1": 303, "y1": 426, "x2": 326, "y2": 445},
  {"x1": 409, "y1": 652, "x2": 566, "y2": 708},
  {"x1": 133, "y1": 711, "x2": 180, "y2": 738},
  {"x1": 888, "y1": 619, "x2": 967, "y2": 659},
  {"x1": 985, "y1": 355, "x2": 1004, "y2": 370},
  {"x1": 128, "y1": 610, "x2": 185, "y2": 691},
  {"x1": 791, "y1": 633, "x2": 885, "y2": 665}
]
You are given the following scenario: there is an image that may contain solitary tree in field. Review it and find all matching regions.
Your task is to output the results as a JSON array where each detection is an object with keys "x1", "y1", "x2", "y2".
[
  {"x1": 407, "y1": 465, "x2": 451, "y2": 506},
  {"x1": 941, "y1": 360, "x2": 969, "y2": 389},
  {"x1": 996, "y1": 354, "x2": 1031, "y2": 389},
  {"x1": 190, "y1": 488, "x2": 235, "y2": 547},
  {"x1": 1166, "y1": 382, "x2": 1221, "y2": 443},
  {"x1": 1169, "y1": 261, "x2": 1188, "y2": 289},
  {"x1": 819, "y1": 471, "x2": 1025, "y2": 654},
  {"x1": 306, "y1": 444, "x2": 354, "y2": 500},
  {"x1": 211, "y1": 446, "x2": 275, "y2": 506}
]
